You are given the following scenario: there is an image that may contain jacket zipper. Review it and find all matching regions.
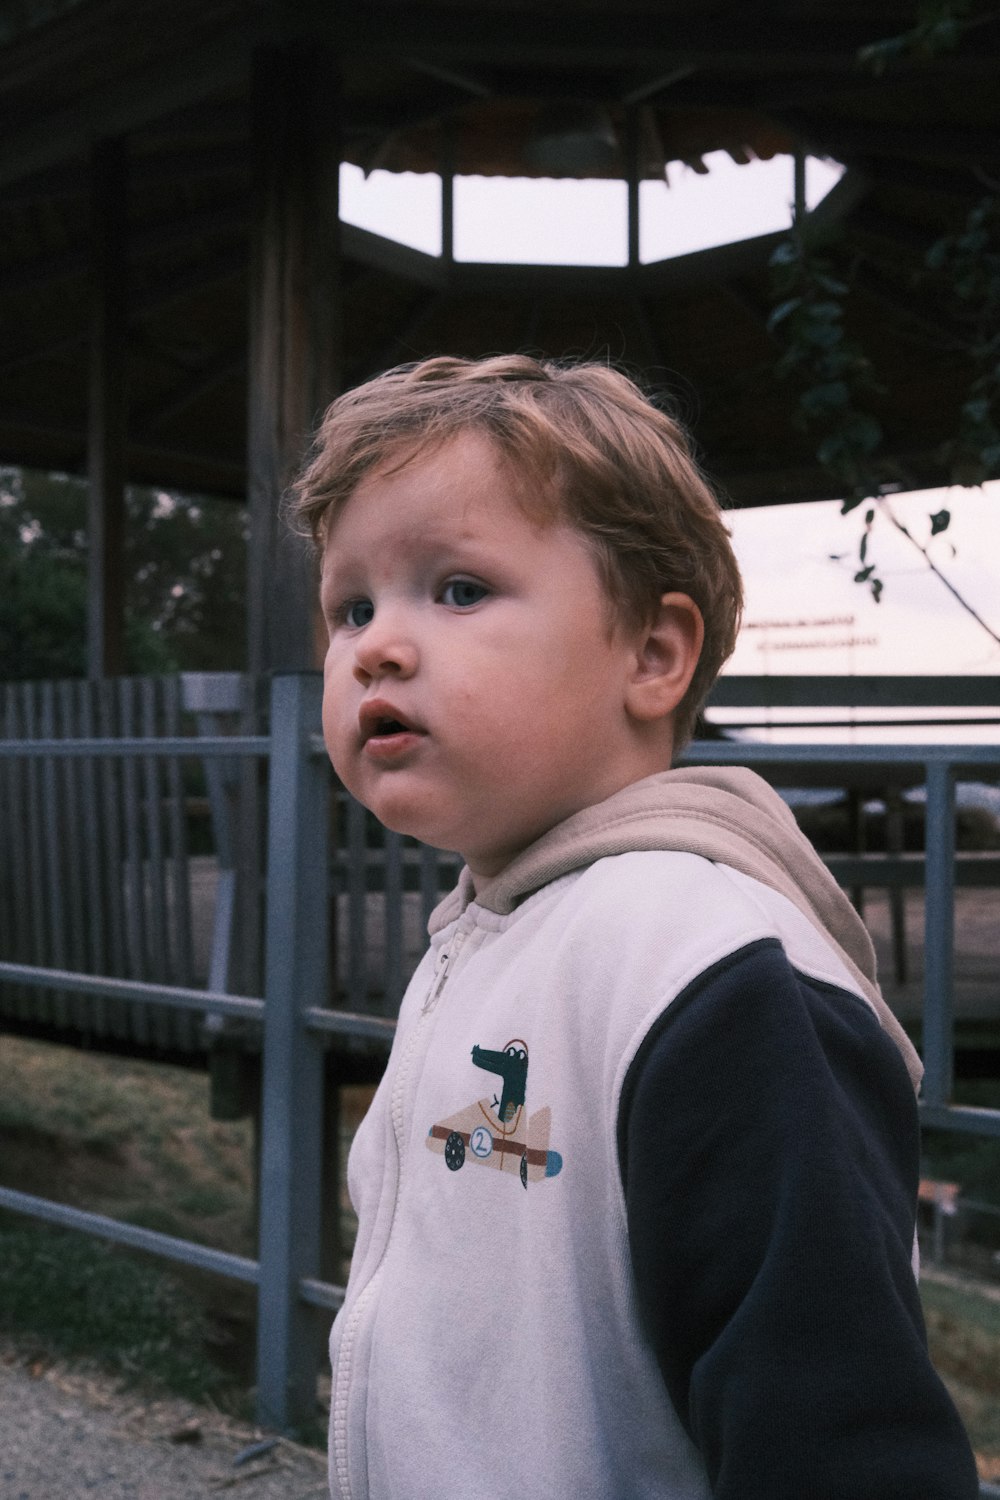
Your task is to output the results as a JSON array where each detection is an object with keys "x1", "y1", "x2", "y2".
[{"x1": 330, "y1": 919, "x2": 471, "y2": 1499}]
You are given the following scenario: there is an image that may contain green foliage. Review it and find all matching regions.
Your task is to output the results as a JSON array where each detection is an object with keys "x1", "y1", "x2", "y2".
[
  {"x1": 0, "y1": 1217, "x2": 232, "y2": 1403},
  {"x1": 767, "y1": 226, "x2": 887, "y2": 577},
  {"x1": 923, "y1": 1079, "x2": 1000, "y2": 1209},
  {"x1": 768, "y1": 186, "x2": 1000, "y2": 628},
  {"x1": 857, "y1": 1, "x2": 973, "y2": 74},
  {"x1": 0, "y1": 467, "x2": 247, "y2": 681},
  {"x1": 925, "y1": 196, "x2": 1000, "y2": 486}
]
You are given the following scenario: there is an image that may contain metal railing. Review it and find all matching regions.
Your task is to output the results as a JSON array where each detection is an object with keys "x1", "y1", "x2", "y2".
[{"x1": 0, "y1": 675, "x2": 998, "y2": 1448}]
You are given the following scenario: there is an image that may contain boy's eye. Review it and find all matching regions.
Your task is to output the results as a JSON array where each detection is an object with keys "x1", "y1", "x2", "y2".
[
  {"x1": 441, "y1": 579, "x2": 488, "y2": 608},
  {"x1": 341, "y1": 597, "x2": 375, "y2": 628}
]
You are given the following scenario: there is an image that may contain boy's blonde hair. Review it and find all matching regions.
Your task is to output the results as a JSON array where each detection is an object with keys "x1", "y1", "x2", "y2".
[{"x1": 290, "y1": 355, "x2": 743, "y2": 746}]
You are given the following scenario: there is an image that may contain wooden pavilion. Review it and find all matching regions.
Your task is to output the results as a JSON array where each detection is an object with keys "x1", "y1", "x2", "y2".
[{"x1": 1, "y1": 0, "x2": 998, "y2": 678}]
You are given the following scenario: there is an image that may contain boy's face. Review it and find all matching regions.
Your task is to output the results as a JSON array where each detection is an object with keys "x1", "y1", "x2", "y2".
[{"x1": 320, "y1": 432, "x2": 660, "y2": 884}]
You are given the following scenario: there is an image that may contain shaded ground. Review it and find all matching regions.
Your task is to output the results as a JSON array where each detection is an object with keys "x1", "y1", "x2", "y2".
[
  {"x1": 863, "y1": 887, "x2": 999, "y2": 1026},
  {"x1": 0, "y1": 1342, "x2": 327, "y2": 1500}
]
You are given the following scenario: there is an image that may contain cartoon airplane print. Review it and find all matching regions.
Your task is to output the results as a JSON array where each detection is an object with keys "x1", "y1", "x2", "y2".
[{"x1": 426, "y1": 1039, "x2": 563, "y2": 1189}]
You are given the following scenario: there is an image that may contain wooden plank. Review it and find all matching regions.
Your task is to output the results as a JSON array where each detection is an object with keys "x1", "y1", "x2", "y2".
[
  {"x1": 0, "y1": 686, "x2": 30, "y2": 1018},
  {"x1": 139, "y1": 677, "x2": 170, "y2": 1048},
  {"x1": 77, "y1": 678, "x2": 109, "y2": 1033},
  {"x1": 383, "y1": 829, "x2": 404, "y2": 1013},
  {"x1": 340, "y1": 221, "x2": 444, "y2": 289},
  {"x1": 163, "y1": 675, "x2": 195, "y2": 992},
  {"x1": 56, "y1": 679, "x2": 88, "y2": 1029},
  {"x1": 0, "y1": 28, "x2": 247, "y2": 192},
  {"x1": 97, "y1": 676, "x2": 127, "y2": 1034},
  {"x1": 118, "y1": 678, "x2": 150, "y2": 1044},
  {"x1": 346, "y1": 794, "x2": 368, "y2": 1011},
  {"x1": 21, "y1": 686, "x2": 51, "y2": 1021}
]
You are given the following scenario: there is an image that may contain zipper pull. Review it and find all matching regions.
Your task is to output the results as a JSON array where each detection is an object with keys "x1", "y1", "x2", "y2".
[{"x1": 422, "y1": 927, "x2": 467, "y2": 1014}]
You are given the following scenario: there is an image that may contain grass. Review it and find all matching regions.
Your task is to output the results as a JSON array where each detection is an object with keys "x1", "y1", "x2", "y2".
[
  {"x1": 0, "y1": 1034, "x2": 255, "y2": 1252},
  {"x1": 0, "y1": 1033, "x2": 258, "y2": 1409},
  {"x1": 0, "y1": 1217, "x2": 238, "y2": 1405},
  {"x1": 921, "y1": 1275, "x2": 1000, "y2": 1478},
  {"x1": 2, "y1": 1032, "x2": 999, "y2": 1471},
  {"x1": 922, "y1": 1077, "x2": 1000, "y2": 1215}
]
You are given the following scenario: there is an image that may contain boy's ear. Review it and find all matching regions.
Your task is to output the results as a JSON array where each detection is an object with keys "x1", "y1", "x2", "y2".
[{"x1": 625, "y1": 592, "x2": 705, "y2": 722}]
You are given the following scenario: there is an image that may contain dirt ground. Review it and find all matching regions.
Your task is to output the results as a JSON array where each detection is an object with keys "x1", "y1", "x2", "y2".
[
  {"x1": 863, "y1": 887, "x2": 999, "y2": 1024},
  {"x1": 0, "y1": 1342, "x2": 328, "y2": 1500}
]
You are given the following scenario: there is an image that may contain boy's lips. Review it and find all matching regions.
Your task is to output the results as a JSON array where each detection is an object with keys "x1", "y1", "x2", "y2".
[{"x1": 358, "y1": 698, "x2": 426, "y2": 747}]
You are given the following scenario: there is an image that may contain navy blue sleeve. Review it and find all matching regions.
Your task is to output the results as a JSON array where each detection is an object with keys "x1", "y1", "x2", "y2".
[{"x1": 617, "y1": 938, "x2": 979, "y2": 1500}]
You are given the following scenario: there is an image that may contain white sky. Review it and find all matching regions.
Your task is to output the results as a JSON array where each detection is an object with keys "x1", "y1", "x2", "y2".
[
  {"x1": 339, "y1": 155, "x2": 1000, "y2": 740},
  {"x1": 725, "y1": 486, "x2": 1000, "y2": 680},
  {"x1": 339, "y1": 151, "x2": 843, "y2": 263}
]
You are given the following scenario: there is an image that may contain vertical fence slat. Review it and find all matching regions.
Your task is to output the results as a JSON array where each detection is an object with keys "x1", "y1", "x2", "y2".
[
  {"x1": 140, "y1": 679, "x2": 171, "y2": 1048},
  {"x1": 346, "y1": 793, "x2": 368, "y2": 1011},
  {"x1": 922, "y1": 763, "x2": 957, "y2": 1109},
  {"x1": 97, "y1": 677, "x2": 127, "y2": 1034},
  {"x1": 0, "y1": 686, "x2": 29, "y2": 1016},
  {"x1": 383, "y1": 828, "x2": 404, "y2": 1010},
  {"x1": 39, "y1": 682, "x2": 71, "y2": 1027},
  {"x1": 57, "y1": 680, "x2": 88, "y2": 1031},
  {"x1": 419, "y1": 844, "x2": 440, "y2": 935},
  {"x1": 22, "y1": 687, "x2": 52, "y2": 1020},
  {"x1": 119, "y1": 678, "x2": 151, "y2": 1042},
  {"x1": 78, "y1": 681, "x2": 109, "y2": 1032},
  {"x1": 163, "y1": 677, "x2": 195, "y2": 1046}
]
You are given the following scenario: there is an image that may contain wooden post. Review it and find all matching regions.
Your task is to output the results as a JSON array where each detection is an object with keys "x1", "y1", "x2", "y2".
[
  {"x1": 247, "y1": 40, "x2": 342, "y2": 677},
  {"x1": 87, "y1": 138, "x2": 128, "y2": 680},
  {"x1": 625, "y1": 106, "x2": 640, "y2": 271},
  {"x1": 441, "y1": 118, "x2": 455, "y2": 267}
]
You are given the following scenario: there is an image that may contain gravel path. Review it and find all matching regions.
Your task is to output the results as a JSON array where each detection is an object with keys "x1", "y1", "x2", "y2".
[{"x1": 0, "y1": 1347, "x2": 328, "y2": 1500}]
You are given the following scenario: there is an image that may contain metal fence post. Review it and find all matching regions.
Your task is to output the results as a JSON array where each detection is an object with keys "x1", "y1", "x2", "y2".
[
  {"x1": 256, "y1": 672, "x2": 329, "y2": 1432},
  {"x1": 922, "y1": 761, "x2": 956, "y2": 1110}
]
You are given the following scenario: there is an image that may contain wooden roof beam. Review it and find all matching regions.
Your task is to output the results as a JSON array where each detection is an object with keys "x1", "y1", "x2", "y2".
[
  {"x1": 0, "y1": 200, "x2": 248, "y2": 297},
  {"x1": 801, "y1": 122, "x2": 1000, "y2": 167},
  {"x1": 343, "y1": 8, "x2": 906, "y2": 71},
  {"x1": 132, "y1": 349, "x2": 246, "y2": 438},
  {"x1": 0, "y1": 407, "x2": 245, "y2": 485},
  {"x1": 340, "y1": 222, "x2": 446, "y2": 289},
  {"x1": 0, "y1": 43, "x2": 248, "y2": 191}
]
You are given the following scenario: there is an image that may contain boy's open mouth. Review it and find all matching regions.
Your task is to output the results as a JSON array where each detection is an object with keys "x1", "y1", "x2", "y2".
[{"x1": 360, "y1": 701, "x2": 423, "y2": 743}]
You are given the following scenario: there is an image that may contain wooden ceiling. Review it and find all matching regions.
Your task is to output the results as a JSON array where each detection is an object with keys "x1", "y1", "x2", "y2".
[{"x1": 2, "y1": 0, "x2": 998, "y2": 508}]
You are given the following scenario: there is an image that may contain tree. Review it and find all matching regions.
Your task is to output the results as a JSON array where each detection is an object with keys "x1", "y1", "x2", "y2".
[
  {"x1": 0, "y1": 467, "x2": 247, "y2": 681},
  {"x1": 766, "y1": 0, "x2": 1000, "y2": 646}
]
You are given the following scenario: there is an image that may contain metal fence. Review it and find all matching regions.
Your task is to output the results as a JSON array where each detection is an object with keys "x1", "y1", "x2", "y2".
[{"x1": 1, "y1": 672, "x2": 999, "y2": 1452}]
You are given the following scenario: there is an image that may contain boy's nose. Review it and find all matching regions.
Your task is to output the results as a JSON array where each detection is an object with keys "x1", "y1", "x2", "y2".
[{"x1": 352, "y1": 622, "x2": 418, "y2": 684}]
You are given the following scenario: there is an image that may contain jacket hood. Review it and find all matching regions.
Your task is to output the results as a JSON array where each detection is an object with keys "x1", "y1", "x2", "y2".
[{"x1": 430, "y1": 765, "x2": 922, "y2": 1092}]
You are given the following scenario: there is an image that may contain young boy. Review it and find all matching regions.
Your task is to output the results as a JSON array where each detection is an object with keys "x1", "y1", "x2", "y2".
[{"x1": 292, "y1": 356, "x2": 977, "y2": 1499}]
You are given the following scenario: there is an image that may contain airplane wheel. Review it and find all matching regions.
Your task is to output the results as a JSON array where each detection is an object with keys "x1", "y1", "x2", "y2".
[
  {"x1": 520, "y1": 1153, "x2": 528, "y2": 1189},
  {"x1": 445, "y1": 1131, "x2": 465, "y2": 1171}
]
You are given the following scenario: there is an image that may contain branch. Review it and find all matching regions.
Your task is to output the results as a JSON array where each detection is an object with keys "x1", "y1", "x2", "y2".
[{"x1": 879, "y1": 496, "x2": 1000, "y2": 649}]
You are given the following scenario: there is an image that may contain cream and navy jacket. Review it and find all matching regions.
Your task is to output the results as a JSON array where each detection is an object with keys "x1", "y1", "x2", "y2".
[{"x1": 328, "y1": 768, "x2": 977, "y2": 1500}]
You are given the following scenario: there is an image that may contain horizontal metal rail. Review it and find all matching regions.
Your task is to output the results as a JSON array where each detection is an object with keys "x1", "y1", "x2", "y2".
[
  {"x1": 0, "y1": 960, "x2": 265, "y2": 1021},
  {"x1": 304, "y1": 1005, "x2": 397, "y2": 1042},
  {"x1": 2, "y1": 695, "x2": 998, "y2": 1436},
  {"x1": 0, "y1": 735, "x2": 271, "y2": 758},
  {"x1": 0, "y1": 963, "x2": 400, "y2": 1041},
  {"x1": 0, "y1": 1185, "x2": 346, "y2": 1308},
  {"x1": 683, "y1": 741, "x2": 1000, "y2": 770},
  {"x1": 0, "y1": 1184, "x2": 260, "y2": 1283},
  {"x1": 918, "y1": 1105, "x2": 1000, "y2": 1139}
]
